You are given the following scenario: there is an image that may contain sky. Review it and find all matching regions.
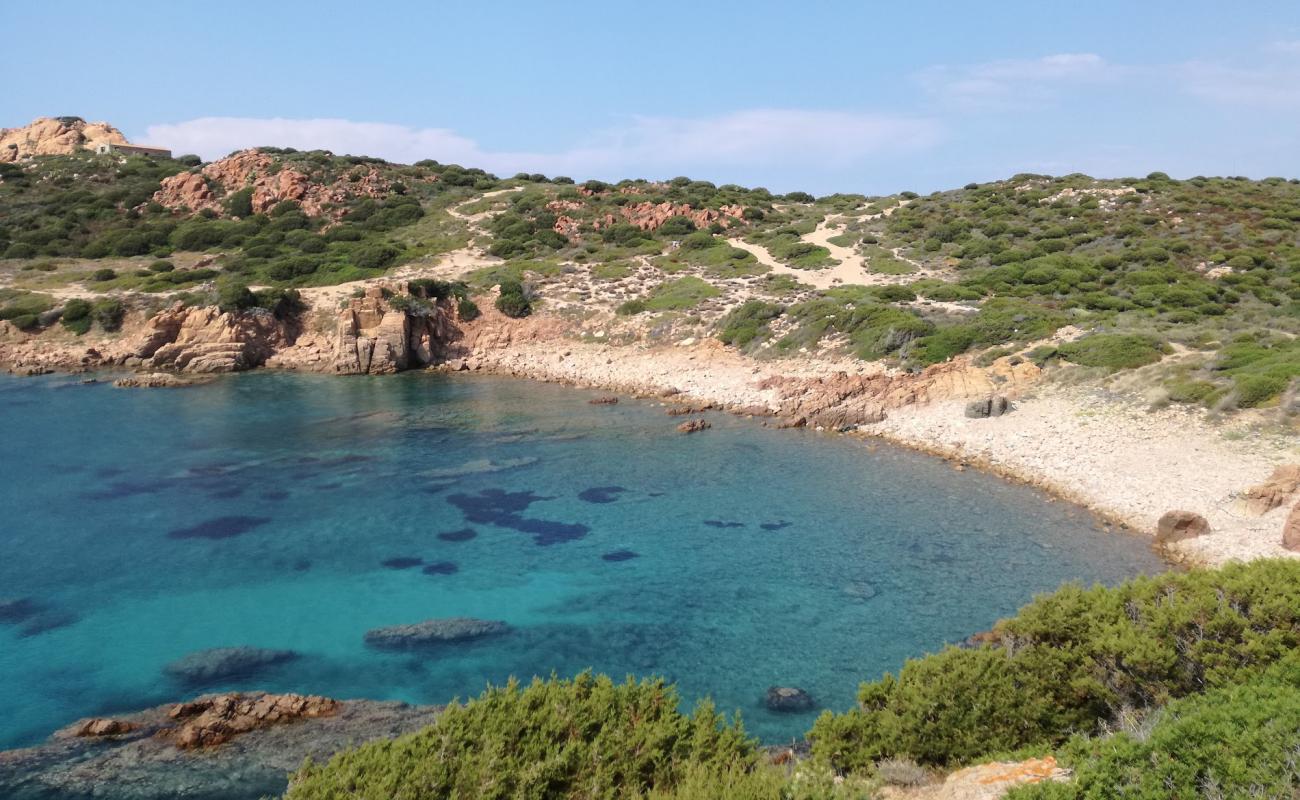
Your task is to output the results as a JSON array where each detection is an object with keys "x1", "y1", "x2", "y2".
[{"x1": 5, "y1": 1, "x2": 1300, "y2": 194}]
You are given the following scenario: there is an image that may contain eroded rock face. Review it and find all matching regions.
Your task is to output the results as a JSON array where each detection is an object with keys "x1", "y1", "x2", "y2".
[
  {"x1": 1156, "y1": 510, "x2": 1210, "y2": 544},
  {"x1": 363, "y1": 617, "x2": 510, "y2": 649},
  {"x1": 2, "y1": 694, "x2": 439, "y2": 800},
  {"x1": 140, "y1": 306, "x2": 290, "y2": 373},
  {"x1": 1243, "y1": 465, "x2": 1300, "y2": 515},
  {"x1": 0, "y1": 117, "x2": 127, "y2": 162},
  {"x1": 162, "y1": 647, "x2": 299, "y2": 686}
]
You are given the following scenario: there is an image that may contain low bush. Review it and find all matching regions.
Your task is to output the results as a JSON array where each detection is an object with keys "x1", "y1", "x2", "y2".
[
  {"x1": 1056, "y1": 334, "x2": 1171, "y2": 371},
  {"x1": 495, "y1": 279, "x2": 532, "y2": 318},
  {"x1": 809, "y1": 559, "x2": 1300, "y2": 770},
  {"x1": 717, "y1": 300, "x2": 784, "y2": 348},
  {"x1": 90, "y1": 267, "x2": 117, "y2": 282},
  {"x1": 456, "y1": 297, "x2": 480, "y2": 321},
  {"x1": 616, "y1": 298, "x2": 647, "y2": 316},
  {"x1": 285, "y1": 673, "x2": 755, "y2": 800},
  {"x1": 90, "y1": 298, "x2": 124, "y2": 332},
  {"x1": 644, "y1": 276, "x2": 721, "y2": 311},
  {"x1": 60, "y1": 298, "x2": 92, "y2": 335}
]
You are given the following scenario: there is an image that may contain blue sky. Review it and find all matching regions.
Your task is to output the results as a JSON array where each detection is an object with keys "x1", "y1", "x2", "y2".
[{"x1": 5, "y1": 1, "x2": 1300, "y2": 193}]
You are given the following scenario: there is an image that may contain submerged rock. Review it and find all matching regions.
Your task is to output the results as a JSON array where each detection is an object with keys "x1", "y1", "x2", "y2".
[
  {"x1": 764, "y1": 686, "x2": 815, "y2": 713},
  {"x1": 676, "y1": 418, "x2": 711, "y2": 434},
  {"x1": 363, "y1": 617, "x2": 510, "y2": 649},
  {"x1": 163, "y1": 647, "x2": 299, "y2": 685},
  {"x1": 588, "y1": 395, "x2": 619, "y2": 405},
  {"x1": 1156, "y1": 510, "x2": 1210, "y2": 544},
  {"x1": 0, "y1": 693, "x2": 440, "y2": 800},
  {"x1": 578, "y1": 486, "x2": 627, "y2": 504},
  {"x1": 601, "y1": 549, "x2": 638, "y2": 562},
  {"x1": 166, "y1": 515, "x2": 272, "y2": 541}
]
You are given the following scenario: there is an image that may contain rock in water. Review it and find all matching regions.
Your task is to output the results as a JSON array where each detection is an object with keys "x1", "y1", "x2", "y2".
[
  {"x1": 764, "y1": 686, "x2": 815, "y2": 712},
  {"x1": 1156, "y1": 510, "x2": 1210, "y2": 544},
  {"x1": 677, "y1": 418, "x2": 711, "y2": 434},
  {"x1": 163, "y1": 646, "x2": 299, "y2": 685},
  {"x1": 964, "y1": 395, "x2": 1011, "y2": 418},
  {"x1": 363, "y1": 617, "x2": 510, "y2": 649},
  {"x1": 588, "y1": 395, "x2": 619, "y2": 405}
]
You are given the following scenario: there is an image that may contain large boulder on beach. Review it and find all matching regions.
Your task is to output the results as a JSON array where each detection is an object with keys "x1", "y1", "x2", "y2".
[
  {"x1": 965, "y1": 395, "x2": 1011, "y2": 419},
  {"x1": 163, "y1": 646, "x2": 299, "y2": 685},
  {"x1": 1284, "y1": 503, "x2": 1300, "y2": 552},
  {"x1": 363, "y1": 617, "x2": 510, "y2": 649},
  {"x1": 764, "y1": 686, "x2": 815, "y2": 713},
  {"x1": 1156, "y1": 510, "x2": 1210, "y2": 544}
]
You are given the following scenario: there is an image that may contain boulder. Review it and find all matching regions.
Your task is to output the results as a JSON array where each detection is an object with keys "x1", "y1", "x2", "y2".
[
  {"x1": 1243, "y1": 465, "x2": 1300, "y2": 515},
  {"x1": 676, "y1": 418, "x2": 711, "y2": 434},
  {"x1": 1156, "y1": 510, "x2": 1210, "y2": 544},
  {"x1": 965, "y1": 395, "x2": 1011, "y2": 419},
  {"x1": 1284, "y1": 503, "x2": 1300, "y2": 552},
  {"x1": 588, "y1": 395, "x2": 619, "y2": 405},
  {"x1": 163, "y1": 646, "x2": 299, "y2": 685},
  {"x1": 71, "y1": 718, "x2": 137, "y2": 738},
  {"x1": 363, "y1": 617, "x2": 510, "y2": 649},
  {"x1": 764, "y1": 686, "x2": 815, "y2": 713}
]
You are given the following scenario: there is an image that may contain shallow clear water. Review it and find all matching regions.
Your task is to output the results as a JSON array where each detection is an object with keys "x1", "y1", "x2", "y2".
[{"x1": 0, "y1": 371, "x2": 1163, "y2": 748}]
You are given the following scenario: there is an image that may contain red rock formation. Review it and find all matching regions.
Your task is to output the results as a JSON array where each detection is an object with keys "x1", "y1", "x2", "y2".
[
  {"x1": 162, "y1": 693, "x2": 339, "y2": 750},
  {"x1": 0, "y1": 117, "x2": 127, "y2": 162},
  {"x1": 1156, "y1": 510, "x2": 1210, "y2": 544},
  {"x1": 615, "y1": 202, "x2": 745, "y2": 232},
  {"x1": 152, "y1": 149, "x2": 392, "y2": 218}
]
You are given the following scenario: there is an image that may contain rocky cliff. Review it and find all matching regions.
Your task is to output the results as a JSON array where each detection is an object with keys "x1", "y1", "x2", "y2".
[{"x1": 0, "y1": 117, "x2": 128, "y2": 162}]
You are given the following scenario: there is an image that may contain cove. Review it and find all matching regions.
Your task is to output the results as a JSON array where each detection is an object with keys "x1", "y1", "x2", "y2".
[{"x1": 0, "y1": 371, "x2": 1163, "y2": 749}]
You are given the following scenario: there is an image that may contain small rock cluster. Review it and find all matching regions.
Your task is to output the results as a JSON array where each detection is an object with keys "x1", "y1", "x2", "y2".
[{"x1": 163, "y1": 693, "x2": 339, "y2": 750}]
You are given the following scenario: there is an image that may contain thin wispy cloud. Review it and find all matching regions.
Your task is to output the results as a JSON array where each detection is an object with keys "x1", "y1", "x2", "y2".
[
  {"x1": 141, "y1": 110, "x2": 943, "y2": 179},
  {"x1": 916, "y1": 53, "x2": 1121, "y2": 109}
]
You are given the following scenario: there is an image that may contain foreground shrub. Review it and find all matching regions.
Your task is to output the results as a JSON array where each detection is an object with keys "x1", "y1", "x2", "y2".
[
  {"x1": 810, "y1": 559, "x2": 1300, "y2": 770},
  {"x1": 495, "y1": 279, "x2": 532, "y2": 318},
  {"x1": 61, "y1": 298, "x2": 92, "y2": 334},
  {"x1": 1010, "y1": 659, "x2": 1300, "y2": 799},
  {"x1": 285, "y1": 673, "x2": 755, "y2": 800}
]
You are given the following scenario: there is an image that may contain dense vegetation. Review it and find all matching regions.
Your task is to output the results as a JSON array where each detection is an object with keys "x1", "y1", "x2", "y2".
[{"x1": 278, "y1": 560, "x2": 1300, "y2": 798}]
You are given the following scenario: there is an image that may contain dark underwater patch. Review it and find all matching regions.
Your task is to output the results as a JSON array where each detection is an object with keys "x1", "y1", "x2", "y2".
[
  {"x1": 207, "y1": 486, "x2": 245, "y2": 499},
  {"x1": 703, "y1": 520, "x2": 746, "y2": 529},
  {"x1": 437, "y1": 528, "x2": 477, "y2": 542},
  {"x1": 0, "y1": 598, "x2": 41, "y2": 624},
  {"x1": 759, "y1": 520, "x2": 793, "y2": 531},
  {"x1": 382, "y1": 557, "x2": 424, "y2": 569},
  {"x1": 601, "y1": 549, "x2": 638, "y2": 562},
  {"x1": 260, "y1": 489, "x2": 290, "y2": 501},
  {"x1": 447, "y1": 489, "x2": 588, "y2": 546},
  {"x1": 422, "y1": 561, "x2": 459, "y2": 576},
  {"x1": 17, "y1": 609, "x2": 79, "y2": 638},
  {"x1": 578, "y1": 486, "x2": 627, "y2": 504},
  {"x1": 167, "y1": 515, "x2": 272, "y2": 541}
]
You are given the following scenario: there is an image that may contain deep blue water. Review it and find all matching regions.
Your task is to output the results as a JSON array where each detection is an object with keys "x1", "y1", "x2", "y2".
[{"x1": 0, "y1": 371, "x2": 1163, "y2": 748}]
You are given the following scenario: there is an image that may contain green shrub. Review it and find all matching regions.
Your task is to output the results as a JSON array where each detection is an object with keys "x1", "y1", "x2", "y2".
[
  {"x1": 495, "y1": 279, "x2": 532, "y2": 318},
  {"x1": 717, "y1": 300, "x2": 784, "y2": 348},
  {"x1": 644, "y1": 276, "x2": 721, "y2": 311},
  {"x1": 616, "y1": 298, "x2": 647, "y2": 316},
  {"x1": 225, "y1": 187, "x2": 254, "y2": 218},
  {"x1": 456, "y1": 297, "x2": 480, "y2": 321},
  {"x1": 810, "y1": 559, "x2": 1300, "y2": 770},
  {"x1": 90, "y1": 268, "x2": 117, "y2": 282},
  {"x1": 61, "y1": 298, "x2": 92, "y2": 335},
  {"x1": 1235, "y1": 373, "x2": 1290, "y2": 407},
  {"x1": 216, "y1": 281, "x2": 257, "y2": 313},
  {"x1": 90, "y1": 299, "x2": 124, "y2": 332},
  {"x1": 1056, "y1": 334, "x2": 1171, "y2": 371},
  {"x1": 1010, "y1": 661, "x2": 1300, "y2": 799},
  {"x1": 149, "y1": 259, "x2": 175, "y2": 273},
  {"x1": 285, "y1": 673, "x2": 755, "y2": 800}
]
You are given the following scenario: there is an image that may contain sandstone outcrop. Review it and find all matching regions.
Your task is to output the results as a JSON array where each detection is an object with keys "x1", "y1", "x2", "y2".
[
  {"x1": 67, "y1": 718, "x2": 137, "y2": 738},
  {"x1": 1242, "y1": 464, "x2": 1300, "y2": 515},
  {"x1": 162, "y1": 646, "x2": 299, "y2": 685},
  {"x1": 152, "y1": 149, "x2": 392, "y2": 218},
  {"x1": 1156, "y1": 510, "x2": 1210, "y2": 544},
  {"x1": 363, "y1": 617, "x2": 511, "y2": 649},
  {"x1": 0, "y1": 117, "x2": 127, "y2": 162},
  {"x1": 329, "y1": 285, "x2": 460, "y2": 374},
  {"x1": 139, "y1": 305, "x2": 290, "y2": 373}
]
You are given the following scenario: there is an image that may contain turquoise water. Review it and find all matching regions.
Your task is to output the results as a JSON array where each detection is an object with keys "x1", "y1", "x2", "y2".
[{"x1": 0, "y1": 372, "x2": 1162, "y2": 749}]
